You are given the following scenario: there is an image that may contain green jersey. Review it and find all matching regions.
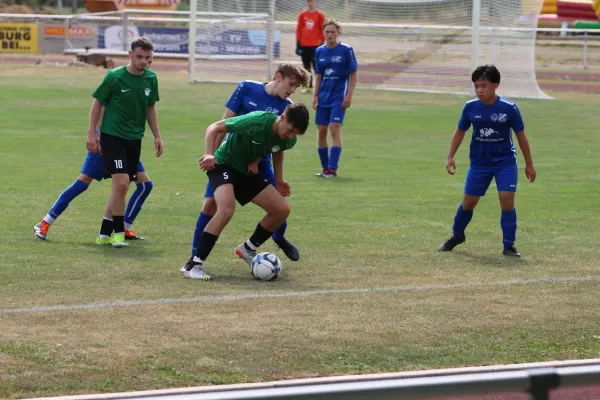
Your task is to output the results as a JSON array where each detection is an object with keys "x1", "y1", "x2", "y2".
[
  {"x1": 216, "y1": 111, "x2": 297, "y2": 175},
  {"x1": 92, "y1": 65, "x2": 159, "y2": 140}
]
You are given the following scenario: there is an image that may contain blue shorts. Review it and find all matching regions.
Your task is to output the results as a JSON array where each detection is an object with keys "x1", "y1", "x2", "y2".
[
  {"x1": 316, "y1": 106, "x2": 346, "y2": 126},
  {"x1": 464, "y1": 164, "x2": 518, "y2": 197},
  {"x1": 204, "y1": 156, "x2": 274, "y2": 197},
  {"x1": 80, "y1": 151, "x2": 145, "y2": 182}
]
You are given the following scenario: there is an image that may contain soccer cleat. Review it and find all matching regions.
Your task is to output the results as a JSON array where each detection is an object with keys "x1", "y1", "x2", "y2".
[
  {"x1": 235, "y1": 243, "x2": 256, "y2": 267},
  {"x1": 180, "y1": 258, "x2": 193, "y2": 273},
  {"x1": 503, "y1": 246, "x2": 521, "y2": 257},
  {"x1": 124, "y1": 229, "x2": 145, "y2": 240},
  {"x1": 95, "y1": 235, "x2": 114, "y2": 245},
  {"x1": 184, "y1": 262, "x2": 214, "y2": 280},
  {"x1": 438, "y1": 234, "x2": 466, "y2": 252},
  {"x1": 316, "y1": 168, "x2": 331, "y2": 177},
  {"x1": 33, "y1": 221, "x2": 50, "y2": 241},
  {"x1": 112, "y1": 233, "x2": 129, "y2": 248},
  {"x1": 273, "y1": 236, "x2": 300, "y2": 261},
  {"x1": 324, "y1": 169, "x2": 337, "y2": 178},
  {"x1": 301, "y1": 87, "x2": 313, "y2": 94}
]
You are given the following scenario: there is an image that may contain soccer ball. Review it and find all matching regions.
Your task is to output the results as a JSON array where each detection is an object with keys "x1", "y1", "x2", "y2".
[{"x1": 251, "y1": 252, "x2": 282, "y2": 281}]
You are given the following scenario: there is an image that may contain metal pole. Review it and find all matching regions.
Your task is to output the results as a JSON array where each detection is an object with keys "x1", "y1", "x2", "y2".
[
  {"x1": 121, "y1": 11, "x2": 128, "y2": 51},
  {"x1": 188, "y1": 0, "x2": 197, "y2": 83},
  {"x1": 403, "y1": 27, "x2": 408, "y2": 62},
  {"x1": 471, "y1": 0, "x2": 481, "y2": 94},
  {"x1": 583, "y1": 30, "x2": 588, "y2": 70},
  {"x1": 266, "y1": 0, "x2": 275, "y2": 80}
]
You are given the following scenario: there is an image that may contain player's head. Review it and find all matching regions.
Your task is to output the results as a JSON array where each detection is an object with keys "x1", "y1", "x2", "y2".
[
  {"x1": 323, "y1": 19, "x2": 341, "y2": 46},
  {"x1": 276, "y1": 103, "x2": 310, "y2": 138},
  {"x1": 472, "y1": 65, "x2": 500, "y2": 101},
  {"x1": 272, "y1": 63, "x2": 311, "y2": 98},
  {"x1": 307, "y1": 0, "x2": 317, "y2": 11},
  {"x1": 129, "y1": 36, "x2": 153, "y2": 73}
]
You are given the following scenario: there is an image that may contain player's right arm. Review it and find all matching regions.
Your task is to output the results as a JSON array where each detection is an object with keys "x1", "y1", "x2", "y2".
[
  {"x1": 87, "y1": 99, "x2": 103, "y2": 153},
  {"x1": 312, "y1": 73, "x2": 322, "y2": 110},
  {"x1": 446, "y1": 128, "x2": 467, "y2": 175},
  {"x1": 200, "y1": 119, "x2": 228, "y2": 171}
]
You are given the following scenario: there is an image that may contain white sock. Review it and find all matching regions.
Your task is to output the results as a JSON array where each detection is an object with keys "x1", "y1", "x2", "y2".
[
  {"x1": 124, "y1": 222, "x2": 132, "y2": 230},
  {"x1": 245, "y1": 240, "x2": 257, "y2": 251},
  {"x1": 43, "y1": 214, "x2": 55, "y2": 225},
  {"x1": 192, "y1": 256, "x2": 204, "y2": 264}
]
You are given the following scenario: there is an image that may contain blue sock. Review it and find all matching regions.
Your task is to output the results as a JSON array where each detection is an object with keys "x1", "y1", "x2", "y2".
[
  {"x1": 124, "y1": 181, "x2": 153, "y2": 226},
  {"x1": 452, "y1": 204, "x2": 473, "y2": 236},
  {"x1": 272, "y1": 220, "x2": 287, "y2": 241},
  {"x1": 48, "y1": 180, "x2": 89, "y2": 220},
  {"x1": 501, "y1": 208, "x2": 517, "y2": 247},
  {"x1": 192, "y1": 211, "x2": 213, "y2": 258},
  {"x1": 317, "y1": 147, "x2": 329, "y2": 170},
  {"x1": 329, "y1": 146, "x2": 342, "y2": 171}
]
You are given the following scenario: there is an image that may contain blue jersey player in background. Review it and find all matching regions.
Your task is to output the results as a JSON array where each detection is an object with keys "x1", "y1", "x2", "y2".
[
  {"x1": 34, "y1": 106, "x2": 154, "y2": 242},
  {"x1": 312, "y1": 19, "x2": 358, "y2": 178},
  {"x1": 182, "y1": 63, "x2": 311, "y2": 271},
  {"x1": 439, "y1": 65, "x2": 537, "y2": 257}
]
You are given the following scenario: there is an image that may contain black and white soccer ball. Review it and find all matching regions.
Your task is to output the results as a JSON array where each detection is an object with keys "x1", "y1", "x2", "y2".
[{"x1": 251, "y1": 252, "x2": 282, "y2": 281}]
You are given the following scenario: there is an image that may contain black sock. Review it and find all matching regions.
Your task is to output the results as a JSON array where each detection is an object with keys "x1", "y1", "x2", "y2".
[
  {"x1": 195, "y1": 231, "x2": 219, "y2": 261},
  {"x1": 99, "y1": 218, "x2": 114, "y2": 236},
  {"x1": 248, "y1": 223, "x2": 273, "y2": 249},
  {"x1": 113, "y1": 215, "x2": 124, "y2": 234}
]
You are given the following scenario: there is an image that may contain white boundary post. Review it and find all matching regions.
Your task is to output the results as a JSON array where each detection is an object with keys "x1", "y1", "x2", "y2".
[
  {"x1": 266, "y1": 0, "x2": 276, "y2": 81},
  {"x1": 188, "y1": 2, "x2": 197, "y2": 83}
]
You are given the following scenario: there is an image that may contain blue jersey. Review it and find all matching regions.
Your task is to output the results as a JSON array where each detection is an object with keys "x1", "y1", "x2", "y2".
[
  {"x1": 458, "y1": 96, "x2": 525, "y2": 167},
  {"x1": 315, "y1": 42, "x2": 358, "y2": 107},
  {"x1": 225, "y1": 80, "x2": 292, "y2": 118}
]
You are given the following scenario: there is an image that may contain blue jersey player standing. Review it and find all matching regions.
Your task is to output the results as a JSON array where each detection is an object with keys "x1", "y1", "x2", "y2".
[
  {"x1": 312, "y1": 19, "x2": 358, "y2": 178},
  {"x1": 181, "y1": 63, "x2": 311, "y2": 271},
  {"x1": 439, "y1": 65, "x2": 537, "y2": 257},
  {"x1": 33, "y1": 106, "x2": 154, "y2": 242}
]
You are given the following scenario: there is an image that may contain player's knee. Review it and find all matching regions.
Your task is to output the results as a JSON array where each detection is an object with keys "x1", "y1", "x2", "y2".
[
  {"x1": 202, "y1": 197, "x2": 217, "y2": 215},
  {"x1": 144, "y1": 180, "x2": 154, "y2": 194},
  {"x1": 216, "y1": 204, "x2": 235, "y2": 221},
  {"x1": 275, "y1": 202, "x2": 291, "y2": 221},
  {"x1": 114, "y1": 180, "x2": 129, "y2": 194}
]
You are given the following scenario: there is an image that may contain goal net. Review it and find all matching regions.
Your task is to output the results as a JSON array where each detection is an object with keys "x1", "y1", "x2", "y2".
[{"x1": 188, "y1": 0, "x2": 550, "y2": 99}]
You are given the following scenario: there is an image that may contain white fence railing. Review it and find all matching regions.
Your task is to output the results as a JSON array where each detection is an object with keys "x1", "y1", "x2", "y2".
[{"x1": 23, "y1": 359, "x2": 600, "y2": 400}]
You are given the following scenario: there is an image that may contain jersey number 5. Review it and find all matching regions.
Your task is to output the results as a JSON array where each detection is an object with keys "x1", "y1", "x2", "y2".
[{"x1": 223, "y1": 172, "x2": 229, "y2": 180}]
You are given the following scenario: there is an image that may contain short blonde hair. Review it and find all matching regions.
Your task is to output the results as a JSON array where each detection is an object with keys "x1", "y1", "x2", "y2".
[
  {"x1": 323, "y1": 18, "x2": 341, "y2": 33},
  {"x1": 275, "y1": 63, "x2": 311, "y2": 88}
]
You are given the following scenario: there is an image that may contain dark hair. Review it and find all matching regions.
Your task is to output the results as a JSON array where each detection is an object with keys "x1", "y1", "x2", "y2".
[
  {"x1": 131, "y1": 36, "x2": 153, "y2": 52},
  {"x1": 472, "y1": 65, "x2": 500, "y2": 84},
  {"x1": 285, "y1": 103, "x2": 310, "y2": 134}
]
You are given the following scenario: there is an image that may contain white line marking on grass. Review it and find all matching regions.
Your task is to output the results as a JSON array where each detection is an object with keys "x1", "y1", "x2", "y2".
[{"x1": 2, "y1": 276, "x2": 599, "y2": 315}]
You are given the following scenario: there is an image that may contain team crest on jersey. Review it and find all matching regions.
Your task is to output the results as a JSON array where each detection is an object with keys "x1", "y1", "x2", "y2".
[
  {"x1": 265, "y1": 106, "x2": 279, "y2": 114},
  {"x1": 305, "y1": 19, "x2": 315, "y2": 29},
  {"x1": 271, "y1": 145, "x2": 281, "y2": 152},
  {"x1": 490, "y1": 113, "x2": 507, "y2": 123},
  {"x1": 145, "y1": 88, "x2": 151, "y2": 96},
  {"x1": 331, "y1": 56, "x2": 342, "y2": 63}
]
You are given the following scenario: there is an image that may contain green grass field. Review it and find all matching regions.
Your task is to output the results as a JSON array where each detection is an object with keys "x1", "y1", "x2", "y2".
[{"x1": 1, "y1": 64, "x2": 599, "y2": 399}]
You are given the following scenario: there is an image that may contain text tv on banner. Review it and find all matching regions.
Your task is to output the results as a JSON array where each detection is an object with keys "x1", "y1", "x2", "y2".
[
  {"x1": 0, "y1": 23, "x2": 38, "y2": 53},
  {"x1": 98, "y1": 25, "x2": 280, "y2": 57}
]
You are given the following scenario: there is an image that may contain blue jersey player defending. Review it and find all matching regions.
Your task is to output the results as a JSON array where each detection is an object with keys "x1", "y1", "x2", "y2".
[
  {"x1": 33, "y1": 107, "x2": 154, "y2": 242},
  {"x1": 439, "y1": 65, "x2": 536, "y2": 257},
  {"x1": 312, "y1": 19, "x2": 358, "y2": 178},
  {"x1": 181, "y1": 63, "x2": 310, "y2": 270}
]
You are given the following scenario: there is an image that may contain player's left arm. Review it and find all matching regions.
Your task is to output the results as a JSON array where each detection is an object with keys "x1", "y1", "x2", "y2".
[
  {"x1": 146, "y1": 106, "x2": 163, "y2": 157},
  {"x1": 510, "y1": 103, "x2": 535, "y2": 183},
  {"x1": 146, "y1": 77, "x2": 163, "y2": 157},
  {"x1": 514, "y1": 131, "x2": 536, "y2": 183},
  {"x1": 342, "y1": 47, "x2": 359, "y2": 109},
  {"x1": 272, "y1": 151, "x2": 291, "y2": 197}
]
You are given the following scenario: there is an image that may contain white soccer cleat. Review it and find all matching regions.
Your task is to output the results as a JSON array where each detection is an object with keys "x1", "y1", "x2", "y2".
[
  {"x1": 235, "y1": 243, "x2": 256, "y2": 267},
  {"x1": 184, "y1": 263, "x2": 214, "y2": 281}
]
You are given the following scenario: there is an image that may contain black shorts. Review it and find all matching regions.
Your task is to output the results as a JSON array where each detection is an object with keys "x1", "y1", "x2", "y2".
[
  {"x1": 301, "y1": 46, "x2": 317, "y2": 71},
  {"x1": 207, "y1": 164, "x2": 269, "y2": 206},
  {"x1": 100, "y1": 133, "x2": 141, "y2": 181}
]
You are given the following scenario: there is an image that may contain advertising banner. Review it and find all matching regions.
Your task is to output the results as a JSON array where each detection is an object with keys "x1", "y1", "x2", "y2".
[
  {"x1": 0, "y1": 23, "x2": 38, "y2": 53},
  {"x1": 99, "y1": 25, "x2": 280, "y2": 57},
  {"x1": 40, "y1": 23, "x2": 97, "y2": 54}
]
